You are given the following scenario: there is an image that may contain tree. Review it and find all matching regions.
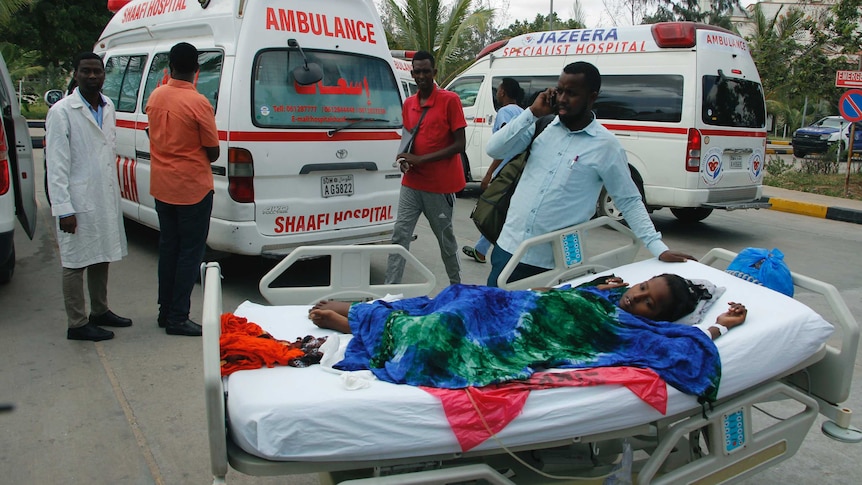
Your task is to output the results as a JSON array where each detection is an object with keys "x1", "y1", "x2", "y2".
[
  {"x1": 384, "y1": 0, "x2": 493, "y2": 85},
  {"x1": 498, "y1": 13, "x2": 584, "y2": 39},
  {"x1": 0, "y1": 0, "x2": 113, "y2": 70},
  {"x1": 0, "y1": 0, "x2": 28, "y2": 23},
  {"x1": 644, "y1": 0, "x2": 743, "y2": 29}
]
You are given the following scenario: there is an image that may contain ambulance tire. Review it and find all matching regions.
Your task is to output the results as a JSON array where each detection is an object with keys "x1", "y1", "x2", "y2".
[
  {"x1": 0, "y1": 244, "x2": 14, "y2": 285},
  {"x1": 670, "y1": 207, "x2": 713, "y2": 223}
]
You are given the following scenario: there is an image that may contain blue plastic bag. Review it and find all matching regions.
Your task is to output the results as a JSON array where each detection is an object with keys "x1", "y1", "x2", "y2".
[{"x1": 726, "y1": 247, "x2": 794, "y2": 297}]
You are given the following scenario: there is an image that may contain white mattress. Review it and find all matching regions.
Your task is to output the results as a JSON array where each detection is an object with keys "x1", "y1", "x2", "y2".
[{"x1": 226, "y1": 259, "x2": 833, "y2": 462}]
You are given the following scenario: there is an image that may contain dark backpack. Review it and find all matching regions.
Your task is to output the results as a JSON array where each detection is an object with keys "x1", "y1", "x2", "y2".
[{"x1": 470, "y1": 115, "x2": 554, "y2": 244}]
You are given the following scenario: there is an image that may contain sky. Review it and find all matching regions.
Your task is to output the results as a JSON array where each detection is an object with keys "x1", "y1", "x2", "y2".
[{"x1": 500, "y1": 0, "x2": 757, "y2": 29}]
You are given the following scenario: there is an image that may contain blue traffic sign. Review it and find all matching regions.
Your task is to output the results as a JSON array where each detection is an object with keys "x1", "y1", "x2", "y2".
[{"x1": 838, "y1": 89, "x2": 862, "y2": 123}]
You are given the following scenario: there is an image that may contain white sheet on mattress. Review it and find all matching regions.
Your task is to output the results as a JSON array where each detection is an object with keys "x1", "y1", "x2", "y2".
[{"x1": 226, "y1": 259, "x2": 833, "y2": 462}]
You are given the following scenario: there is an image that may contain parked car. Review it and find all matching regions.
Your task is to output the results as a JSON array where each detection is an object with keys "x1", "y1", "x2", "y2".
[
  {"x1": 792, "y1": 116, "x2": 862, "y2": 158},
  {"x1": 0, "y1": 53, "x2": 37, "y2": 284}
]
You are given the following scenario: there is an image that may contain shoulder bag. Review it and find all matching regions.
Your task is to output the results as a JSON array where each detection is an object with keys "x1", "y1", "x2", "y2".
[{"x1": 470, "y1": 115, "x2": 553, "y2": 244}]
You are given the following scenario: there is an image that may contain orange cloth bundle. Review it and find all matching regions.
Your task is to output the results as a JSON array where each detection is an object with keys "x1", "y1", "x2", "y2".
[{"x1": 220, "y1": 313, "x2": 325, "y2": 376}]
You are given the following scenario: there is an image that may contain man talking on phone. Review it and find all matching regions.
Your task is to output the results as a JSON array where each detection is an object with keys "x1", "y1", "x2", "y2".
[{"x1": 484, "y1": 61, "x2": 694, "y2": 287}]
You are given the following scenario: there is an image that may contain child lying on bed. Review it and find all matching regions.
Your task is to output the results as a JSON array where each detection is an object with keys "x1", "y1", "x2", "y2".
[{"x1": 308, "y1": 275, "x2": 746, "y2": 400}]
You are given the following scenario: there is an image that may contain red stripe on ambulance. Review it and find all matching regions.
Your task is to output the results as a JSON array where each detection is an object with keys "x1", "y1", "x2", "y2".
[{"x1": 116, "y1": 155, "x2": 139, "y2": 202}]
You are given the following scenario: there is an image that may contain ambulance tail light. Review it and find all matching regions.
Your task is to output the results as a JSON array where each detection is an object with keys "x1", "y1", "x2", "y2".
[
  {"x1": 228, "y1": 148, "x2": 254, "y2": 203},
  {"x1": 0, "y1": 127, "x2": 9, "y2": 196},
  {"x1": 652, "y1": 23, "x2": 696, "y2": 48},
  {"x1": 686, "y1": 128, "x2": 702, "y2": 172}
]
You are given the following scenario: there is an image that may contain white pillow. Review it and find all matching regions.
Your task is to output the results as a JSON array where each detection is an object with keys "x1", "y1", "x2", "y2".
[{"x1": 675, "y1": 279, "x2": 726, "y2": 325}]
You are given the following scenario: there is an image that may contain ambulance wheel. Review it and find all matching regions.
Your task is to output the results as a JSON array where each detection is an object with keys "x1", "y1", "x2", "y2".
[
  {"x1": 595, "y1": 174, "x2": 644, "y2": 226},
  {"x1": 793, "y1": 148, "x2": 807, "y2": 158},
  {"x1": 0, "y1": 245, "x2": 14, "y2": 285},
  {"x1": 596, "y1": 187, "x2": 624, "y2": 222},
  {"x1": 670, "y1": 207, "x2": 713, "y2": 223}
]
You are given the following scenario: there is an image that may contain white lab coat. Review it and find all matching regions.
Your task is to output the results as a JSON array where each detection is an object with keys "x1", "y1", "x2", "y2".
[{"x1": 46, "y1": 88, "x2": 127, "y2": 269}]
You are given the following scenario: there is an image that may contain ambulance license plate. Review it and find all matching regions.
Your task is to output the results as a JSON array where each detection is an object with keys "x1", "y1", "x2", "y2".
[
  {"x1": 729, "y1": 154, "x2": 743, "y2": 169},
  {"x1": 321, "y1": 175, "x2": 354, "y2": 198}
]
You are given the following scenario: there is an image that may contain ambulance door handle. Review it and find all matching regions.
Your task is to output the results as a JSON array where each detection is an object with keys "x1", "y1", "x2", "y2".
[
  {"x1": 465, "y1": 116, "x2": 475, "y2": 121},
  {"x1": 136, "y1": 150, "x2": 150, "y2": 160},
  {"x1": 299, "y1": 162, "x2": 378, "y2": 174},
  {"x1": 487, "y1": 114, "x2": 494, "y2": 125}
]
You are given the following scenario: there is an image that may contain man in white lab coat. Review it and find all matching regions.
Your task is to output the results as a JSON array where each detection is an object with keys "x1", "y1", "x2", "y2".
[{"x1": 46, "y1": 52, "x2": 130, "y2": 341}]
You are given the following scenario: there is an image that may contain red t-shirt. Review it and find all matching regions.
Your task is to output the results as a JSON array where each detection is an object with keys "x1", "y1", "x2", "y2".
[{"x1": 401, "y1": 86, "x2": 467, "y2": 193}]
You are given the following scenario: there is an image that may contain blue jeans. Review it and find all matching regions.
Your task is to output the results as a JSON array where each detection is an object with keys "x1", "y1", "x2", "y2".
[
  {"x1": 474, "y1": 235, "x2": 492, "y2": 257},
  {"x1": 155, "y1": 191, "x2": 213, "y2": 324},
  {"x1": 487, "y1": 247, "x2": 548, "y2": 287}
]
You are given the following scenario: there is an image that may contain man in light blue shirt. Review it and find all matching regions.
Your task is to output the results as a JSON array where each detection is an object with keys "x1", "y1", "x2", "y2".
[{"x1": 485, "y1": 61, "x2": 694, "y2": 287}]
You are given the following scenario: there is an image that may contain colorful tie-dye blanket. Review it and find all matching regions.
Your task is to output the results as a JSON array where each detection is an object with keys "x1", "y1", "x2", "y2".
[{"x1": 335, "y1": 284, "x2": 721, "y2": 401}]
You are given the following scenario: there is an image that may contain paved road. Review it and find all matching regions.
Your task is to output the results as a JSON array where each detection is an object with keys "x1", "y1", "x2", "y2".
[{"x1": 2, "y1": 151, "x2": 860, "y2": 484}]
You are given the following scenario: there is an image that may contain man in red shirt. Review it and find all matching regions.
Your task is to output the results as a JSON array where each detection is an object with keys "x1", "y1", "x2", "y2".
[
  {"x1": 146, "y1": 42, "x2": 219, "y2": 336},
  {"x1": 386, "y1": 50, "x2": 467, "y2": 285}
]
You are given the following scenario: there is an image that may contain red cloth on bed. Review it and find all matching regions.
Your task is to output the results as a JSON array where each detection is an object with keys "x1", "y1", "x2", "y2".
[
  {"x1": 220, "y1": 313, "x2": 321, "y2": 376},
  {"x1": 422, "y1": 367, "x2": 667, "y2": 452}
]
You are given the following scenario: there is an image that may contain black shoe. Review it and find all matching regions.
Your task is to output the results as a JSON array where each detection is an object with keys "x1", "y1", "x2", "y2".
[
  {"x1": 165, "y1": 319, "x2": 202, "y2": 336},
  {"x1": 157, "y1": 315, "x2": 168, "y2": 328},
  {"x1": 90, "y1": 310, "x2": 133, "y2": 327},
  {"x1": 68, "y1": 323, "x2": 114, "y2": 341}
]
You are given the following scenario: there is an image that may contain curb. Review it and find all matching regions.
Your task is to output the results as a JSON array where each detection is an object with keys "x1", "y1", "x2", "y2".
[
  {"x1": 765, "y1": 147, "x2": 792, "y2": 155},
  {"x1": 759, "y1": 196, "x2": 862, "y2": 225}
]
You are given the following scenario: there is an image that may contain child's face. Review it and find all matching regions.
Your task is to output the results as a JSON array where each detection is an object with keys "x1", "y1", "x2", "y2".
[{"x1": 618, "y1": 277, "x2": 673, "y2": 320}]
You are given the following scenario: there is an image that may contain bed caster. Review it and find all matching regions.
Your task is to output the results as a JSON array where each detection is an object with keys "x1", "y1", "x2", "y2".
[{"x1": 821, "y1": 420, "x2": 862, "y2": 443}]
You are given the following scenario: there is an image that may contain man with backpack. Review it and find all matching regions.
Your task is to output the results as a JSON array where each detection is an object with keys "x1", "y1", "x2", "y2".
[{"x1": 485, "y1": 61, "x2": 694, "y2": 287}]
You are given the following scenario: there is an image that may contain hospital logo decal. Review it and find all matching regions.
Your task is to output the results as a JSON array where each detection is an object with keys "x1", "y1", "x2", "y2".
[
  {"x1": 749, "y1": 152, "x2": 763, "y2": 182},
  {"x1": 523, "y1": 34, "x2": 536, "y2": 44},
  {"x1": 701, "y1": 147, "x2": 723, "y2": 185}
]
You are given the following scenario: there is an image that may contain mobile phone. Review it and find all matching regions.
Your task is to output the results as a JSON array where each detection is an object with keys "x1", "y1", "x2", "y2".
[{"x1": 548, "y1": 91, "x2": 559, "y2": 112}]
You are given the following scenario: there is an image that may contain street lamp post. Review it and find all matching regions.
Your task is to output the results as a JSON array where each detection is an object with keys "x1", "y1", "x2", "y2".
[{"x1": 549, "y1": 1, "x2": 554, "y2": 31}]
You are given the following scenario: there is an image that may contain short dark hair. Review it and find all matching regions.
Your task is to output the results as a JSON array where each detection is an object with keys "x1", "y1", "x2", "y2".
[
  {"x1": 563, "y1": 61, "x2": 601, "y2": 94},
  {"x1": 499, "y1": 77, "x2": 525, "y2": 104},
  {"x1": 169, "y1": 42, "x2": 199, "y2": 74},
  {"x1": 412, "y1": 50, "x2": 435, "y2": 68},
  {"x1": 73, "y1": 52, "x2": 103, "y2": 71}
]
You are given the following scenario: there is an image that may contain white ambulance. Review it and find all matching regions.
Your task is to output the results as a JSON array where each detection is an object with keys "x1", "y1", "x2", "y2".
[
  {"x1": 96, "y1": 0, "x2": 405, "y2": 256},
  {"x1": 447, "y1": 22, "x2": 769, "y2": 222}
]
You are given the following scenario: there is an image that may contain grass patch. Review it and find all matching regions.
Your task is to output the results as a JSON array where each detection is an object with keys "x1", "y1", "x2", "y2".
[{"x1": 764, "y1": 171, "x2": 862, "y2": 201}]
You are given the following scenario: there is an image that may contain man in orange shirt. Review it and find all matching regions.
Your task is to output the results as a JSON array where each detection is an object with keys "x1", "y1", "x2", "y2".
[{"x1": 146, "y1": 42, "x2": 219, "y2": 337}]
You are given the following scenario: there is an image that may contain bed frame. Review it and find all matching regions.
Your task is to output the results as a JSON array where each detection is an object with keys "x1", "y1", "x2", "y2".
[{"x1": 201, "y1": 218, "x2": 859, "y2": 484}]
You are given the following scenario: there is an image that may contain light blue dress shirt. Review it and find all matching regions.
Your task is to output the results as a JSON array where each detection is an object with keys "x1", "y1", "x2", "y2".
[{"x1": 486, "y1": 108, "x2": 668, "y2": 269}]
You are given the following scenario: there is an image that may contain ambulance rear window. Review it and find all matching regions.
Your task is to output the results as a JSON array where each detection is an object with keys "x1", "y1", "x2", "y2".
[
  {"x1": 701, "y1": 75, "x2": 765, "y2": 128},
  {"x1": 252, "y1": 49, "x2": 402, "y2": 129},
  {"x1": 142, "y1": 51, "x2": 223, "y2": 112}
]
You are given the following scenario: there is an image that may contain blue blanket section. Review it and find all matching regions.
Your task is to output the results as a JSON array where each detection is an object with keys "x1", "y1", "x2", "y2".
[{"x1": 335, "y1": 284, "x2": 721, "y2": 400}]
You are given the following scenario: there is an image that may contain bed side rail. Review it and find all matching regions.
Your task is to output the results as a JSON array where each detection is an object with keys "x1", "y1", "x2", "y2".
[
  {"x1": 498, "y1": 216, "x2": 642, "y2": 290},
  {"x1": 200, "y1": 262, "x2": 228, "y2": 485},
  {"x1": 259, "y1": 244, "x2": 436, "y2": 305},
  {"x1": 639, "y1": 380, "x2": 819, "y2": 485},
  {"x1": 701, "y1": 248, "x2": 860, "y2": 423}
]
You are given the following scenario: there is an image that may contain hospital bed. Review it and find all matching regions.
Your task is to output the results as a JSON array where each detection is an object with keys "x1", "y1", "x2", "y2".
[{"x1": 202, "y1": 218, "x2": 859, "y2": 484}]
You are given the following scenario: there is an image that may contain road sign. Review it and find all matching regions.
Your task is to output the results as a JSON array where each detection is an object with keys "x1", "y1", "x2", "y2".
[
  {"x1": 836, "y1": 70, "x2": 862, "y2": 88},
  {"x1": 838, "y1": 89, "x2": 862, "y2": 122}
]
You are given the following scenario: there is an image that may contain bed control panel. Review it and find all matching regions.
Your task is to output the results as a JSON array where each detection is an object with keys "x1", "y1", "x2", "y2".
[
  {"x1": 722, "y1": 407, "x2": 748, "y2": 454},
  {"x1": 560, "y1": 231, "x2": 583, "y2": 267}
]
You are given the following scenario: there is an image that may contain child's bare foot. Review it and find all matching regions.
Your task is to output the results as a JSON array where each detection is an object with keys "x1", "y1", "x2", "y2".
[
  {"x1": 308, "y1": 300, "x2": 352, "y2": 317},
  {"x1": 308, "y1": 309, "x2": 351, "y2": 333}
]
